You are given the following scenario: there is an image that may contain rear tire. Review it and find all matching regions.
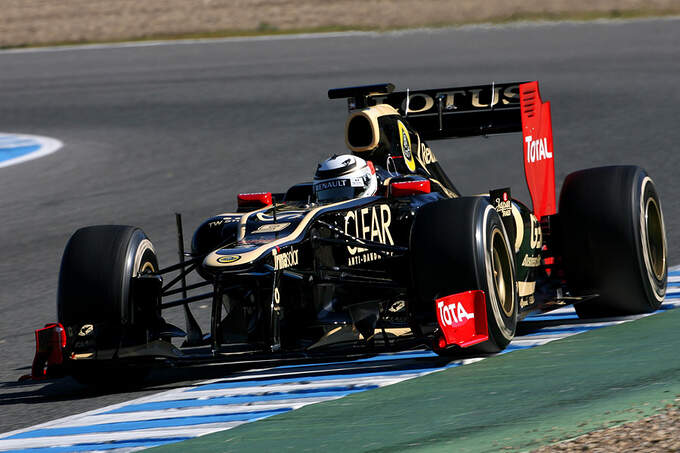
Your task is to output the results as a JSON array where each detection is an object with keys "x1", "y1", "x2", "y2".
[
  {"x1": 559, "y1": 166, "x2": 667, "y2": 318},
  {"x1": 58, "y1": 225, "x2": 159, "y2": 385},
  {"x1": 410, "y1": 197, "x2": 518, "y2": 353}
]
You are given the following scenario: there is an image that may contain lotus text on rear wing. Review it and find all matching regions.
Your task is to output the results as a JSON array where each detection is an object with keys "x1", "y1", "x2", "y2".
[{"x1": 371, "y1": 85, "x2": 520, "y2": 114}]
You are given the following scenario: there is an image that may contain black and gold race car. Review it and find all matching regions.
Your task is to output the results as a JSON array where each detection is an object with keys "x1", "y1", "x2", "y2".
[{"x1": 30, "y1": 81, "x2": 667, "y2": 383}]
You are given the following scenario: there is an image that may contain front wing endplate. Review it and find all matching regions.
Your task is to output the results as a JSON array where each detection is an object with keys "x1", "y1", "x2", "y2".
[{"x1": 436, "y1": 290, "x2": 488, "y2": 348}]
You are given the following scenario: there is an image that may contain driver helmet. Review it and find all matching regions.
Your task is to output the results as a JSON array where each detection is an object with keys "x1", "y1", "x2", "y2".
[{"x1": 313, "y1": 154, "x2": 377, "y2": 202}]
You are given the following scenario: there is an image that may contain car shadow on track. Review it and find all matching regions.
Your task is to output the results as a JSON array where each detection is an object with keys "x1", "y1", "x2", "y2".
[
  {"x1": 0, "y1": 349, "x2": 464, "y2": 405},
  {"x1": 3, "y1": 313, "x2": 633, "y2": 404}
]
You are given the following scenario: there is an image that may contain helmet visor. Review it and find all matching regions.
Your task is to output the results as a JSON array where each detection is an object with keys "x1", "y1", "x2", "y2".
[
  {"x1": 314, "y1": 178, "x2": 363, "y2": 202},
  {"x1": 316, "y1": 185, "x2": 358, "y2": 202}
]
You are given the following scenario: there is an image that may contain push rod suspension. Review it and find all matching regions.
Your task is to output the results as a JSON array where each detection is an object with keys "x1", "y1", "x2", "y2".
[
  {"x1": 156, "y1": 257, "x2": 202, "y2": 275},
  {"x1": 163, "y1": 280, "x2": 212, "y2": 297},
  {"x1": 161, "y1": 291, "x2": 214, "y2": 309},
  {"x1": 161, "y1": 263, "x2": 198, "y2": 294}
]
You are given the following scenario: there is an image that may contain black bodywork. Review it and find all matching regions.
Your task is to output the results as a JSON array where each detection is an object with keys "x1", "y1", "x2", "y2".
[{"x1": 183, "y1": 190, "x2": 544, "y2": 357}]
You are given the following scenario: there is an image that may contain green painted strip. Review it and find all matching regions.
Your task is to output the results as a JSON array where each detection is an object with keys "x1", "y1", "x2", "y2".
[{"x1": 151, "y1": 309, "x2": 680, "y2": 453}]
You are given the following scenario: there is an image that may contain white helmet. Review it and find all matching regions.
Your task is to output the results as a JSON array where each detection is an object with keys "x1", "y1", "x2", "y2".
[{"x1": 313, "y1": 154, "x2": 377, "y2": 202}]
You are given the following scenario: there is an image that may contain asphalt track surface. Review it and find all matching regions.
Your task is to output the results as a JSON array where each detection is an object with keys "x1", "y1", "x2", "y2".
[{"x1": 0, "y1": 18, "x2": 679, "y2": 436}]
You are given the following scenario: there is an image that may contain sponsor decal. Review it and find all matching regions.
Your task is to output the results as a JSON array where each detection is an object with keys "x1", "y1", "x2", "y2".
[
  {"x1": 529, "y1": 215, "x2": 542, "y2": 249},
  {"x1": 524, "y1": 135, "x2": 552, "y2": 164},
  {"x1": 346, "y1": 251, "x2": 384, "y2": 266},
  {"x1": 520, "y1": 295, "x2": 534, "y2": 308},
  {"x1": 490, "y1": 188, "x2": 516, "y2": 246},
  {"x1": 397, "y1": 120, "x2": 416, "y2": 172},
  {"x1": 314, "y1": 179, "x2": 349, "y2": 192},
  {"x1": 490, "y1": 188, "x2": 512, "y2": 218},
  {"x1": 518, "y1": 281, "x2": 536, "y2": 297},
  {"x1": 78, "y1": 324, "x2": 94, "y2": 337},
  {"x1": 522, "y1": 254, "x2": 541, "y2": 267},
  {"x1": 252, "y1": 223, "x2": 290, "y2": 234},
  {"x1": 350, "y1": 176, "x2": 366, "y2": 187},
  {"x1": 437, "y1": 300, "x2": 475, "y2": 326},
  {"x1": 404, "y1": 92, "x2": 434, "y2": 113},
  {"x1": 418, "y1": 143, "x2": 437, "y2": 165},
  {"x1": 272, "y1": 247, "x2": 299, "y2": 270},
  {"x1": 344, "y1": 204, "x2": 394, "y2": 266},
  {"x1": 217, "y1": 255, "x2": 241, "y2": 264},
  {"x1": 208, "y1": 216, "x2": 241, "y2": 228},
  {"x1": 372, "y1": 84, "x2": 520, "y2": 114}
]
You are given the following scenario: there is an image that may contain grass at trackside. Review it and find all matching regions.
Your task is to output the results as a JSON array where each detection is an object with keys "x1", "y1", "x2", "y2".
[
  {"x1": 1, "y1": 9, "x2": 679, "y2": 50},
  {"x1": 151, "y1": 307, "x2": 680, "y2": 452}
]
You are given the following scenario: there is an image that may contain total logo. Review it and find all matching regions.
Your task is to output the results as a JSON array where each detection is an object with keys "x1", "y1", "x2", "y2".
[
  {"x1": 437, "y1": 300, "x2": 474, "y2": 327},
  {"x1": 525, "y1": 135, "x2": 552, "y2": 163}
]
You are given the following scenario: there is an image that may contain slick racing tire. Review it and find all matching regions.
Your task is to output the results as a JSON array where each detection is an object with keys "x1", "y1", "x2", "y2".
[
  {"x1": 58, "y1": 225, "x2": 158, "y2": 385},
  {"x1": 559, "y1": 166, "x2": 667, "y2": 318},
  {"x1": 411, "y1": 197, "x2": 518, "y2": 354}
]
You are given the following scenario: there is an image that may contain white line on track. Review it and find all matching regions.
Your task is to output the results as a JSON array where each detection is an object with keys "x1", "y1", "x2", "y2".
[
  {"x1": 0, "y1": 133, "x2": 63, "y2": 169},
  {"x1": 1, "y1": 267, "x2": 678, "y2": 452}
]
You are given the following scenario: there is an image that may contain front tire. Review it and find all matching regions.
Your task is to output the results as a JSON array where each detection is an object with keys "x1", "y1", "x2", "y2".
[
  {"x1": 559, "y1": 166, "x2": 667, "y2": 318},
  {"x1": 58, "y1": 225, "x2": 159, "y2": 385},
  {"x1": 410, "y1": 197, "x2": 518, "y2": 353}
]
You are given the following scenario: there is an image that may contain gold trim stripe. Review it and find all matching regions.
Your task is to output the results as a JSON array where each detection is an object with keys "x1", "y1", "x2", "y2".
[{"x1": 204, "y1": 198, "x2": 365, "y2": 268}]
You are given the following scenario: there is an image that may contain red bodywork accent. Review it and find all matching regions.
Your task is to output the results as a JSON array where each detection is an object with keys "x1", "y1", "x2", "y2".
[
  {"x1": 520, "y1": 82, "x2": 556, "y2": 220},
  {"x1": 390, "y1": 180, "x2": 431, "y2": 197},
  {"x1": 238, "y1": 192, "x2": 273, "y2": 208},
  {"x1": 367, "y1": 160, "x2": 376, "y2": 174},
  {"x1": 435, "y1": 290, "x2": 488, "y2": 348},
  {"x1": 31, "y1": 323, "x2": 66, "y2": 380}
]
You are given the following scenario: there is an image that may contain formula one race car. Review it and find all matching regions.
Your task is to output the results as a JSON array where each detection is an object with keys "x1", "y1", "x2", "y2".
[{"x1": 30, "y1": 81, "x2": 667, "y2": 383}]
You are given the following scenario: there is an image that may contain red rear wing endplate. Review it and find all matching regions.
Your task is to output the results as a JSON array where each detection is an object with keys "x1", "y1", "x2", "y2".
[{"x1": 520, "y1": 82, "x2": 557, "y2": 219}]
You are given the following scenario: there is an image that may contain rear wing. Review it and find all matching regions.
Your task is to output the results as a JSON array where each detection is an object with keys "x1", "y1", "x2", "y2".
[
  {"x1": 329, "y1": 82, "x2": 524, "y2": 140},
  {"x1": 372, "y1": 82, "x2": 523, "y2": 140},
  {"x1": 329, "y1": 81, "x2": 557, "y2": 219}
]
